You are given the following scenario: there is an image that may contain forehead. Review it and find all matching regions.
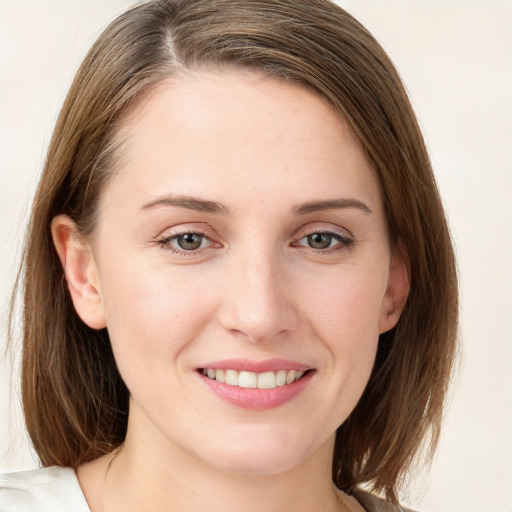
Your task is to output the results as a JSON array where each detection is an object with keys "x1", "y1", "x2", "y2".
[{"x1": 104, "y1": 69, "x2": 381, "y2": 213}]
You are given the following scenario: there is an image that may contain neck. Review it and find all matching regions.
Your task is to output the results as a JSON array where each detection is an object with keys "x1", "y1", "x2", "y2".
[{"x1": 94, "y1": 413, "x2": 344, "y2": 512}]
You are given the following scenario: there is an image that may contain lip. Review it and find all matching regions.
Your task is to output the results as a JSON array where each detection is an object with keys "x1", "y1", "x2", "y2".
[
  {"x1": 196, "y1": 359, "x2": 315, "y2": 411},
  {"x1": 198, "y1": 358, "x2": 312, "y2": 373}
]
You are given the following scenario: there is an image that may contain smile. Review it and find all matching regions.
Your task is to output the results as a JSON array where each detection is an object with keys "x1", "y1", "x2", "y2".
[
  {"x1": 197, "y1": 361, "x2": 314, "y2": 410},
  {"x1": 200, "y1": 368, "x2": 306, "y2": 389}
]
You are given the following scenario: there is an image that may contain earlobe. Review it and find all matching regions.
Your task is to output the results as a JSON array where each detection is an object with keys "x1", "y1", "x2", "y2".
[
  {"x1": 51, "y1": 215, "x2": 106, "y2": 330},
  {"x1": 378, "y1": 247, "x2": 410, "y2": 334}
]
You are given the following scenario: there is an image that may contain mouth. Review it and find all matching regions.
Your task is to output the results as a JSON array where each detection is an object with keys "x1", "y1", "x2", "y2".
[
  {"x1": 198, "y1": 368, "x2": 310, "y2": 389},
  {"x1": 196, "y1": 360, "x2": 315, "y2": 410}
]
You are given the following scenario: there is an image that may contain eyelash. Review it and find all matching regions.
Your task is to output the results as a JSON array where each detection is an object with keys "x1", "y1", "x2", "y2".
[
  {"x1": 156, "y1": 231, "x2": 217, "y2": 256},
  {"x1": 291, "y1": 230, "x2": 354, "y2": 254},
  {"x1": 155, "y1": 229, "x2": 354, "y2": 257}
]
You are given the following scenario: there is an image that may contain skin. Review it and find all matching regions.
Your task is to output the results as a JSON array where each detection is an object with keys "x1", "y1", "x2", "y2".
[{"x1": 52, "y1": 70, "x2": 409, "y2": 512}]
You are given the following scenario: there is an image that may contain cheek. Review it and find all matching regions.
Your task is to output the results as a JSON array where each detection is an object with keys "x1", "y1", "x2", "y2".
[
  {"x1": 98, "y1": 261, "x2": 218, "y2": 384},
  {"x1": 297, "y1": 263, "x2": 386, "y2": 396},
  {"x1": 302, "y1": 262, "x2": 387, "y2": 342}
]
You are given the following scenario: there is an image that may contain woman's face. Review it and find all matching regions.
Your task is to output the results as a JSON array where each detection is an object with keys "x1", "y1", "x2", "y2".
[{"x1": 61, "y1": 70, "x2": 407, "y2": 475}]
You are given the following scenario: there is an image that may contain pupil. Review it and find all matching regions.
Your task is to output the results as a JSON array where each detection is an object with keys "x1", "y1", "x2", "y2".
[
  {"x1": 178, "y1": 233, "x2": 202, "y2": 250},
  {"x1": 308, "y1": 233, "x2": 332, "y2": 249}
]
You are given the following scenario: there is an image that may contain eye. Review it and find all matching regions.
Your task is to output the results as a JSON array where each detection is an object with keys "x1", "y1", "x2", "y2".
[
  {"x1": 304, "y1": 233, "x2": 337, "y2": 249},
  {"x1": 293, "y1": 230, "x2": 353, "y2": 252},
  {"x1": 157, "y1": 231, "x2": 213, "y2": 253},
  {"x1": 173, "y1": 233, "x2": 207, "y2": 251}
]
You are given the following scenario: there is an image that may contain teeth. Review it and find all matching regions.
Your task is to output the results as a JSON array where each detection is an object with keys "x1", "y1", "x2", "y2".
[
  {"x1": 276, "y1": 370, "x2": 287, "y2": 386},
  {"x1": 239, "y1": 371, "x2": 257, "y2": 388},
  {"x1": 257, "y1": 371, "x2": 276, "y2": 389},
  {"x1": 286, "y1": 370, "x2": 296, "y2": 384},
  {"x1": 202, "y1": 368, "x2": 307, "y2": 389},
  {"x1": 225, "y1": 369, "x2": 239, "y2": 386}
]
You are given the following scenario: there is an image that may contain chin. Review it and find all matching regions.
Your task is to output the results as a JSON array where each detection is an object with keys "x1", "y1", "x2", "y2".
[
  {"x1": 196, "y1": 426, "x2": 320, "y2": 476},
  {"x1": 211, "y1": 450, "x2": 304, "y2": 476}
]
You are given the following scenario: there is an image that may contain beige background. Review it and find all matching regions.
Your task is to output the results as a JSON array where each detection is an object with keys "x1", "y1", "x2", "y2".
[{"x1": 1, "y1": 1, "x2": 511, "y2": 511}]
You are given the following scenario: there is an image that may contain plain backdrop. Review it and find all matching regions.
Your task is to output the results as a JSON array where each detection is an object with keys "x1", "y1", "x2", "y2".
[{"x1": 1, "y1": 1, "x2": 511, "y2": 511}]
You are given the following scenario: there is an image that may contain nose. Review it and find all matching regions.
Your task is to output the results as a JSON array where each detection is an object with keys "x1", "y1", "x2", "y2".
[{"x1": 218, "y1": 247, "x2": 299, "y2": 344}]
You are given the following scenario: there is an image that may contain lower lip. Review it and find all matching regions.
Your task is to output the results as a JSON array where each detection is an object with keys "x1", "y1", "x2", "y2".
[{"x1": 198, "y1": 371, "x2": 314, "y2": 411}]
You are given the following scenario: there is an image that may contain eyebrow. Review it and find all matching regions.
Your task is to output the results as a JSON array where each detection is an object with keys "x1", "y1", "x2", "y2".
[
  {"x1": 140, "y1": 195, "x2": 230, "y2": 215},
  {"x1": 140, "y1": 195, "x2": 371, "y2": 216},
  {"x1": 293, "y1": 198, "x2": 372, "y2": 215}
]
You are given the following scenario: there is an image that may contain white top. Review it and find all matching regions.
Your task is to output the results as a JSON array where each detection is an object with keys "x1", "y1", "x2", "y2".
[
  {"x1": 0, "y1": 466, "x2": 410, "y2": 512},
  {"x1": 0, "y1": 466, "x2": 90, "y2": 512}
]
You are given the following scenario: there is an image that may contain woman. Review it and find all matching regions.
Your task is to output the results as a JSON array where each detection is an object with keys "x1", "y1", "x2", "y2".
[{"x1": 1, "y1": 1, "x2": 458, "y2": 511}]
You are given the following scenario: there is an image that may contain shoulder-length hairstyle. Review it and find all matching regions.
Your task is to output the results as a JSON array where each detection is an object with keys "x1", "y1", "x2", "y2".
[{"x1": 13, "y1": 0, "x2": 458, "y2": 504}]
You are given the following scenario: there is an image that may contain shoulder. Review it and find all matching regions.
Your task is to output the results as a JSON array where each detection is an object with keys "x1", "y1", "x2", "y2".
[
  {"x1": 0, "y1": 466, "x2": 90, "y2": 512},
  {"x1": 353, "y1": 489, "x2": 417, "y2": 512}
]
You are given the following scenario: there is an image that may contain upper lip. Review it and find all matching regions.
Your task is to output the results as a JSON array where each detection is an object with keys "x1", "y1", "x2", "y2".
[{"x1": 197, "y1": 358, "x2": 313, "y2": 373}]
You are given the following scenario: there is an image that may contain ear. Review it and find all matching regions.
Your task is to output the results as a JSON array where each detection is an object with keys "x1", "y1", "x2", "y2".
[
  {"x1": 378, "y1": 246, "x2": 410, "y2": 334},
  {"x1": 51, "y1": 215, "x2": 106, "y2": 330}
]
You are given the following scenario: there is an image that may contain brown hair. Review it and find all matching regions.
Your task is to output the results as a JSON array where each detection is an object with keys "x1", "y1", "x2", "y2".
[{"x1": 13, "y1": 0, "x2": 458, "y2": 503}]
